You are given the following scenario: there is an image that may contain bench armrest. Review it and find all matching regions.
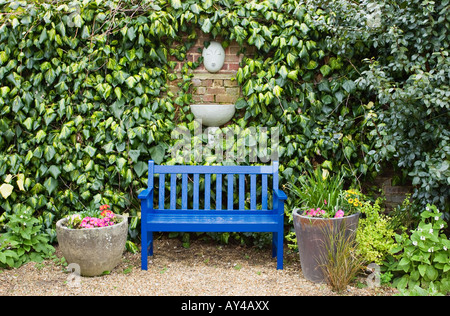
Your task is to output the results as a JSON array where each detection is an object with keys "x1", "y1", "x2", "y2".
[
  {"x1": 138, "y1": 187, "x2": 153, "y2": 200},
  {"x1": 274, "y1": 189, "x2": 287, "y2": 201}
]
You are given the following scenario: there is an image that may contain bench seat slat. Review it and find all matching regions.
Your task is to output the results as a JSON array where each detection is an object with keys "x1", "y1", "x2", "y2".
[{"x1": 145, "y1": 213, "x2": 280, "y2": 232}]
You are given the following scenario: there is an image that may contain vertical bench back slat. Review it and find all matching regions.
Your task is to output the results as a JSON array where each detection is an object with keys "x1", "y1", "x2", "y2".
[
  {"x1": 170, "y1": 174, "x2": 176, "y2": 210},
  {"x1": 181, "y1": 174, "x2": 188, "y2": 209},
  {"x1": 216, "y1": 174, "x2": 222, "y2": 210},
  {"x1": 159, "y1": 174, "x2": 165, "y2": 210},
  {"x1": 239, "y1": 174, "x2": 245, "y2": 210},
  {"x1": 227, "y1": 174, "x2": 233, "y2": 210},
  {"x1": 262, "y1": 174, "x2": 268, "y2": 211},
  {"x1": 193, "y1": 173, "x2": 199, "y2": 210},
  {"x1": 204, "y1": 174, "x2": 211, "y2": 210},
  {"x1": 250, "y1": 174, "x2": 257, "y2": 210}
]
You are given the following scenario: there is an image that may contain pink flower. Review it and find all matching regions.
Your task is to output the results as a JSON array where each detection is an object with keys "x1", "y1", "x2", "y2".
[
  {"x1": 304, "y1": 208, "x2": 327, "y2": 217},
  {"x1": 334, "y1": 210, "x2": 344, "y2": 218},
  {"x1": 324, "y1": 199, "x2": 327, "y2": 205}
]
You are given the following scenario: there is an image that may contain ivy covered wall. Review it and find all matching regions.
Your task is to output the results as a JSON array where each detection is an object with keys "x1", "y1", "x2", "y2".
[{"x1": 0, "y1": 0, "x2": 447, "y2": 244}]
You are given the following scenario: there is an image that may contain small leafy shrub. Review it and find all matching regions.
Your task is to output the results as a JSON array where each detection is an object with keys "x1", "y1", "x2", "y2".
[
  {"x1": 395, "y1": 283, "x2": 445, "y2": 297},
  {"x1": 356, "y1": 199, "x2": 397, "y2": 265},
  {"x1": 0, "y1": 204, "x2": 54, "y2": 268},
  {"x1": 387, "y1": 204, "x2": 450, "y2": 294},
  {"x1": 388, "y1": 195, "x2": 422, "y2": 233}
]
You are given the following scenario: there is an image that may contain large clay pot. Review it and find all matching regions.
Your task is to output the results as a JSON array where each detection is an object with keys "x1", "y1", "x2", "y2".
[
  {"x1": 56, "y1": 214, "x2": 128, "y2": 277},
  {"x1": 293, "y1": 210, "x2": 360, "y2": 283}
]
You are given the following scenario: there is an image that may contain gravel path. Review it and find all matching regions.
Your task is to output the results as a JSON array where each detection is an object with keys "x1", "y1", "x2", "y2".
[{"x1": 0, "y1": 236, "x2": 397, "y2": 296}]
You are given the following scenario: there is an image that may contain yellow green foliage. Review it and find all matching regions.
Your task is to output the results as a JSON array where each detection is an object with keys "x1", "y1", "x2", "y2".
[{"x1": 356, "y1": 199, "x2": 397, "y2": 265}]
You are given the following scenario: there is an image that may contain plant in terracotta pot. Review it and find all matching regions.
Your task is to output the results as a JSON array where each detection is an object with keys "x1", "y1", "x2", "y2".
[
  {"x1": 56, "y1": 204, "x2": 128, "y2": 277},
  {"x1": 288, "y1": 168, "x2": 362, "y2": 284}
]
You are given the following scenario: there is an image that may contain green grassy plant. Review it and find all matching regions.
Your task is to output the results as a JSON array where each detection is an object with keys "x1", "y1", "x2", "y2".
[{"x1": 318, "y1": 223, "x2": 365, "y2": 293}]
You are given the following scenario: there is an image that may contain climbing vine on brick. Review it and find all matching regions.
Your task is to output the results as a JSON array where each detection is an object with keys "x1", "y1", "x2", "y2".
[{"x1": 0, "y1": 0, "x2": 379, "y2": 246}]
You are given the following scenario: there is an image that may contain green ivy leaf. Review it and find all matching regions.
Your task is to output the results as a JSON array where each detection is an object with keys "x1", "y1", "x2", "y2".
[
  {"x1": 202, "y1": 0, "x2": 213, "y2": 9},
  {"x1": 127, "y1": 26, "x2": 136, "y2": 41},
  {"x1": 45, "y1": 68, "x2": 56, "y2": 85},
  {"x1": 320, "y1": 64, "x2": 332, "y2": 77},
  {"x1": 150, "y1": 144, "x2": 165, "y2": 164},
  {"x1": 43, "y1": 177, "x2": 58, "y2": 195},
  {"x1": 201, "y1": 18, "x2": 212, "y2": 33},
  {"x1": 306, "y1": 60, "x2": 318, "y2": 70},
  {"x1": 84, "y1": 145, "x2": 96, "y2": 157},
  {"x1": 235, "y1": 98, "x2": 247, "y2": 109},
  {"x1": 114, "y1": 87, "x2": 122, "y2": 100},
  {"x1": 73, "y1": 14, "x2": 83, "y2": 28},
  {"x1": 342, "y1": 80, "x2": 356, "y2": 94},
  {"x1": 128, "y1": 150, "x2": 141, "y2": 163},
  {"x1": 134, "y1": 161, "x2": 147, "y2": 177},
  {"x1": 48, "y1": 165, "x2": 61, "y2": 179},
  {"x1": 171, "y1": 0, "x2": 182, "y2": 9},
  {"x1": 344, "y1": 146, "x2": 353, "y2": 159}
]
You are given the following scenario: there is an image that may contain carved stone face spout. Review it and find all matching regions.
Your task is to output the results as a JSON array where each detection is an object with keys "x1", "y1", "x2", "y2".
[{"x1": 202, "y1": 41, "x2": 225, "y2": 73}]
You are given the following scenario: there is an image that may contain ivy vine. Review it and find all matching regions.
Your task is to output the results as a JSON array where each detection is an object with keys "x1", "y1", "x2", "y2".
[{"x1": 0, "y1": 0, "x2": 403, "y2": 245}]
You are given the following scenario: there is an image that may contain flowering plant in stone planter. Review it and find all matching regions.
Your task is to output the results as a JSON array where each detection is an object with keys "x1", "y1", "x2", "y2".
[
  {"x1": 288, "y1": 168, "x2": 362, "y2": 283},
  {"x1": 289, "y1": 168, "x2": 361, "y2": 219},
  {"x1": 65, "y1": 204, "x2": 121, "y2": 229},
  {"x1": 56, "y1": 204, "x2": 128, "y2": 276}
]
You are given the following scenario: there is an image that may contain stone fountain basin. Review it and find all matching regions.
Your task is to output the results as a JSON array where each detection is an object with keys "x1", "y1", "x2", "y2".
[{"x1": 190, "y1": 104, "x2": 235, "y2": 127}]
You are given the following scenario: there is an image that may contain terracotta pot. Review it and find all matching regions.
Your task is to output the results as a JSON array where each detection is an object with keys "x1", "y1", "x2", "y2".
[
  {"x1": 293, "y1": 210, "x2": 360, "y2": 283},
  {"x1": 56, "y1": 214, "x2": 128, "y2": 277}
]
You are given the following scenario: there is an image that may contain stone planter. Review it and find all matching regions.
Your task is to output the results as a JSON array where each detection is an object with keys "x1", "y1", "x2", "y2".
[
  {"x1": 293, "y1": 210, "x2": 360, "y2": 283},
  {"x1": 56, "y1": 214, "x2": 128, "y2": 277}
]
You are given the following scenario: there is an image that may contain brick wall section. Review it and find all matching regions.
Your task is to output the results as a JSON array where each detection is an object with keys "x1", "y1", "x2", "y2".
[
  {"x1": 373, "y1": 172, "x2": 413, "y2": 211},
  {"x1": 168, "y1": 31, "x2": 253, "y2": 104}
]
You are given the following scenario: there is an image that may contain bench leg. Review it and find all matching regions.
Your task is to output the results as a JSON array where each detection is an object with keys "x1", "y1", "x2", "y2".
[
  {"x1": 272, "y1": 232, "x2": 277, "y2": 258},
  {"x1": 148, "y1": 232, "x2": 154, "y2": 256},
  {"x1": 141, "y1": 230, "x2": 148, "y2": 270},
  {"x1": 272, "y1": 231, "x2": 284, "y2": 269},
  {"x1": 141, "y1": 231, "x2": 154, "y2": 271},
  {"x1": 276, "y1": 231, "x2": 283, "y2": 270}
]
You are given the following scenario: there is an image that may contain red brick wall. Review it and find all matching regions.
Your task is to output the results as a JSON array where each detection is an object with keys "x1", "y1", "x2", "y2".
[{"x1": 169, "y1": 31, "x2": 253, "y2": 104}]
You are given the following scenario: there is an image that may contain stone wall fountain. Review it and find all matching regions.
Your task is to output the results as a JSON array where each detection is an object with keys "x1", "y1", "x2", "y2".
[{"x1": 189, "y1": 41, "x2": 236, "y2": 128}]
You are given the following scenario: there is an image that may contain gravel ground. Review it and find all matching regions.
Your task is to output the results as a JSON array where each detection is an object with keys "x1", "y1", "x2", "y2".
[{"x1": 0, "y1": 236, "x2": 397, "y2": 296}]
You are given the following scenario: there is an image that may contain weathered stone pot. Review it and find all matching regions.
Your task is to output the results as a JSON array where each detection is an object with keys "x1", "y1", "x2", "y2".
[
  {"x1": 293, "y1": 210, "x2": 360, "y2": 283},
  {"x1": 56, "y1": 214, "x2": 128, "y2": 277}
]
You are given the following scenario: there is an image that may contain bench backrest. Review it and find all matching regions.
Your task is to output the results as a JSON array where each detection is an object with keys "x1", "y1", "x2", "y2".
[{"x1": 147, "y1": 160, "x2": 280, "y2": 212}]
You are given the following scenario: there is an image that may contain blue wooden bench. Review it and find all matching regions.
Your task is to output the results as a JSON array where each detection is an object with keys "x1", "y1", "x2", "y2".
[{"x1": 138, "y1": 160, "x2": 287, "y2": 270}]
